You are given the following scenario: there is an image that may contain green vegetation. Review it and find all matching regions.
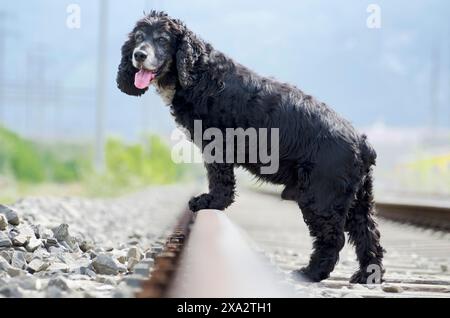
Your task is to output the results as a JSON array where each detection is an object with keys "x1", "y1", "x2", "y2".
[
  {"x1": 85, "y1": 136, "x2": 191, "y2": 196},
  {"x1": 396, "y1": 153, "x2": 450, "y2": 195},
  {"x1": 0, "y1": 126, "x2": 192, "y2": 200},
  {"x1": 0, "y1": 126, "x2": 88, "y2": 184}
]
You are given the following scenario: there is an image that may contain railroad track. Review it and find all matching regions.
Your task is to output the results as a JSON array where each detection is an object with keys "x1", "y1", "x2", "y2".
[
  {"x1": 376, "y1": 201, "x2": 450, "y2": 232},
  {"x1": 135, "y1": 209, "x2": 295, "y2": 298},
  {"x1": 130, "y1": 187, "x2": 450, "y2": 298},
  {"x1": 257, "y1": 187, "x2": 450, "y2": 232}
]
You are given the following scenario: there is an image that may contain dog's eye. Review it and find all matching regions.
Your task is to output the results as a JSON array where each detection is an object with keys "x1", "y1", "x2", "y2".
[
  {"x1": 157, "y1": 37, "x2": 167, "y2": 44},
  {"x1": 135, "y1": 33, "x2": 144, "y2": 42}
]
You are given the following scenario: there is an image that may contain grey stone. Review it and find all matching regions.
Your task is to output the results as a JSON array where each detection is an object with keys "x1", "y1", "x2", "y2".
[
  {"x1": 24, "y1": 253, "x2": 34, "y2": 263},
  {"x1": 141, "y1": 258, "x2": 154, "y2": 266},
  {"x1": 42, "y1": 229, "x2": 54, "y2": 239},
  {"x1": 32, "y1": 225, "x2": 42, "y2": 238},
  {"x1": 127, "y1": 247, "x2": 142, "y2": 261},
  {"x1": 91, "y1": 254, "x2": 120, "y2": 275},
  {"x1": 79, "y1": 266, "x2": 96, "y2": 278},
  {"x1": 56, "y1": 252, "x2": 76, "y2": 265},
  {"x1": 11, "y1": 251, "x2": 27, "y2": 270},
  {"x1": 0, "y1": 205, "x2": 20, "y2": 225},
  {"x1": 60, "y1": 241, "x2": 70, "y2": 250},
  {"x1": 95, "y1": 275, "x2": 117, "y2": 285},
  {"x1": 0, "y1": 285, "x2": 23, "y2": 298},
  {"x1": 0, "y1": 276, "x2": 8, "y2": 286},
  {"x1": 13, "y1": 276, "x2": 43, "y2": 291},
  {"x1": 7, "y1": 267, "x2": 26, "y2": 277},
  {"x1": 124, "y1": 275, "x2": 146, "y2": 288},
  {"x1": 26, "y1": 238, "x2": 42, "y2": 252},
  {"x1": 117, "y1": 262, "x2": 127, "y2": 273},
  {"x1": 44, "y1": 237, "x2": 59, "y2": 247},
  {"x1": 48, "y1": 277, "x2": 71, "y2": 291},
  {"x1": 0, "y1": 256, "x2": 11, "y2": 271},
  {"x1": 0, "y1": 231, "x2": 12, "y2": 248},
  {"x1": 33, "y1": 248, "x2": 50, "y2": 260},
  {"x1": 0, "y1": 215, "x2": 7, "y2": 230},
  {"x1": 127, "y1": 257, "x2": 139, "y2": 271},
  {"x1": 16, "y1": 224, "x2": 35, "y2": 238},
  {"x1": 28, "y1": 259, "x2": 50, "y2": 273},
  {"x1": 48, "y1": 246, "x2": 65, "y2": 255},
  {"x1": 105, "y1": 245, "x2": 114, "y2": 252},
  {"x1": 382, "y1": 284, "x2": 404, "y2": 293},
  {"x1": 46, "y1": 262, "x2": 69, "y2": 273},
  {"x1": 79, "y1": 240, "x2": 94, "y2": 252},
  {"x1": 61, "y1": 241, "x2": 80, "y2": 253},
  {"x1": 52, "y1": 224, "x2": 72, "y2": 244},
  {"x1": 117, "y1": 255, "x2": 127, "y2": 264},
  {"x1": 89, "y1": 250, "x2": 98, "y2": 260},
  {"x1": 0, "y1": 250, "x2": 13, "y2": 263},
  {"x1": 11, "y1": 233, "x2": 28, "y2": 246},
  {"x1": 34, "y1": 226, "x2": 53, "y2": 240},
  {"x1": 133, "y1": 264, "x2": 150, "y2": 276},
  {"x1": 69, "y1": 273, "x2": 92, "y2": 281},
  {"x1": 112, "y1": 283, "x2": 135, "y2": 298},
  {"x1": 46, "y1": 286, "x2": 64, "y2": 298},
  {"x1": 149, "y1": 246, "x2": 163, "y2": 257}
]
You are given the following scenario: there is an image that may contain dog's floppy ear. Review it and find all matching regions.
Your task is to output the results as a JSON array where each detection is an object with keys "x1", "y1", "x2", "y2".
[
  {"x1": 116, "y1": 34, "x2": 148, "y2": 96},
  {"x1": 176, "y1": 29, "x2": 204, "y2": 89}
]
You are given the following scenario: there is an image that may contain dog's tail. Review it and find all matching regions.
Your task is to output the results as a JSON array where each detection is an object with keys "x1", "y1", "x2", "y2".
[{"x1": 359, "y1": 134, "x2": 377, "y2": 170}]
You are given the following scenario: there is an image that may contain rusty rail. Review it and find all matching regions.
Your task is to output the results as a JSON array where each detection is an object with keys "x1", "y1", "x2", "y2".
[
  {"x1": 136, "y1": 210, "x2": 193, "y2": 298},
  {"x1": 137, "y1": 209, "x2": 294, "y2": 298},
  {"x1": 167, "y1": 210, "x2": 294, "y2": 298}
]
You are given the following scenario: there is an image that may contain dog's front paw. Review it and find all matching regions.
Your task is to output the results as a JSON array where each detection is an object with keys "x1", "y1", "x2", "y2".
[{"x1": 189, "y1": 193, "x2": 213, "y2": 212}]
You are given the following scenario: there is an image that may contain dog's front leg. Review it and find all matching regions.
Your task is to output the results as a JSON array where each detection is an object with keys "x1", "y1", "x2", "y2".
[{"x1": 189, "y1": 163, "x2": 236, "y2": 212}]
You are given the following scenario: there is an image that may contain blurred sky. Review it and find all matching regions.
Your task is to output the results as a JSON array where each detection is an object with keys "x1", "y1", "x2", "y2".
[{"x1": 0, "y1": 0, "x2": 449, "y2": 141}]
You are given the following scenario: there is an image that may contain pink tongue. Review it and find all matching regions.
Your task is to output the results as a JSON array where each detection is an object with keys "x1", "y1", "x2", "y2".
[{"x1": 134, "y1": 69, "x2": 156, "y2": 89}]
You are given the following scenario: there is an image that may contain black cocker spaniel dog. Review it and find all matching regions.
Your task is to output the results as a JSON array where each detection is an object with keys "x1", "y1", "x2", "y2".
[{"x1": 117, "y1": 11, "x2": 385, "y2": 284}]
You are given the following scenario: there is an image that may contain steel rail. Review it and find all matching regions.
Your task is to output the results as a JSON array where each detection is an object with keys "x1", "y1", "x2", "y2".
[
  {"x1": 376, "y1": 202, "x2": 450, "y2": 232},
  {"x1": 136, "y1": 209, "x2": 295, "y2": 298},
  {"x1": 167, "y1": 210, "x2": 295, "y2": 298}
]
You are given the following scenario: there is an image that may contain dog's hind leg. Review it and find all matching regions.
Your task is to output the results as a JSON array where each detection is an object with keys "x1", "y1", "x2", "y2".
[
  {"x1": 345, "y1": 170, "x2": 385, "y2": 284},
  {"x1": 294, "y1": 185, "x2": 353, "y2": 282},
  {"x1": 294, "y1": 204, "x2": 347, "y2": 282}
]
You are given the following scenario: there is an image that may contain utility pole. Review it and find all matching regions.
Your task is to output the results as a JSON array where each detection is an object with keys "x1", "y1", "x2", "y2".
[
  {"x1": 95, "y1": 0, "x2": 108, "y2": 171},
  {"x1": 26, "y1": 46, "x2": 54, "y2": 140}
]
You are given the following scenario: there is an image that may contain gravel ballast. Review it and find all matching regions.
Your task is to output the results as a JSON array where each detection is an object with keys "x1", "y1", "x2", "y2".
[{"x1": 0, "y1": 185, "x2": 193, "y2": 298}]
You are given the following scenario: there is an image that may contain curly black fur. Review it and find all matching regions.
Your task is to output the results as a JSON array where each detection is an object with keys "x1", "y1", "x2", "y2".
[{"x1": 117, "y1": 11, "x2": 385, "y2": 284}]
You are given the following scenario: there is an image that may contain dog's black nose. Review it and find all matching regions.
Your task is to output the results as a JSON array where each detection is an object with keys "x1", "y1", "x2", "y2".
[{"x1": 134, "y1": 51, "x2": 148, "y2": 62}]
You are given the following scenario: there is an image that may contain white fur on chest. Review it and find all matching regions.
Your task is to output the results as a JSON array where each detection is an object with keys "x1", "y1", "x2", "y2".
[{"x1": 154, "y1": 82, "x2": 176, "y2": 106}]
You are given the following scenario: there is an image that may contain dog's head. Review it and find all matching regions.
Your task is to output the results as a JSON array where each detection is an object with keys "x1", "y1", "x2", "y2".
[{"x1": 117, "y1": 11, "x2": 205, "y2": 96}]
